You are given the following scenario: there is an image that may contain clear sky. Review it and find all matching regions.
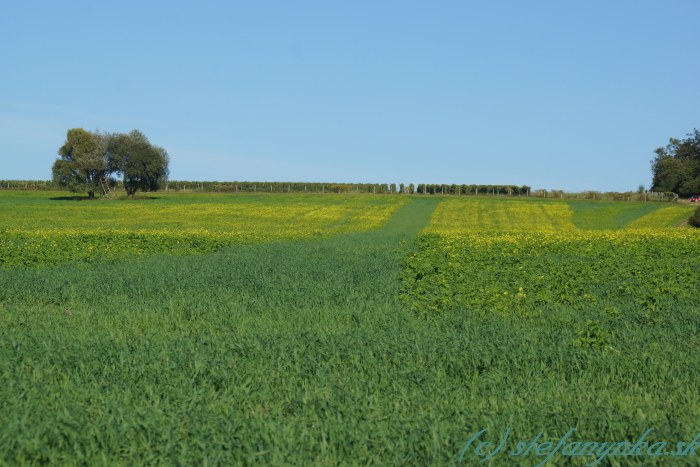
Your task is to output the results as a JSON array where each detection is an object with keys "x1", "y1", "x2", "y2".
[{"x1": 1, "y1": 1, "x2": 698, "y2": 191}]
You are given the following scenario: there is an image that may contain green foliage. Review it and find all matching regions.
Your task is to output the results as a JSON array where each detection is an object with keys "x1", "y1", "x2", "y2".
[
  {"x1": 401, "y1": 231, "x2": 699, "y2": 317},
  {"x1": 415, "y1": 183, "x2": 530, "y2": 195},
  {"x1": 0, "y1": 228, "x2": 227, "y2": 268},
  {"x1": 651, "y1": 128, "x2": 700, "y2": 197},
  {"x1": 108, "y1": 130, "x2": 169, "y2": 196},
  {"x1": 0, "y1": 180, "x2": 62, "y2": 190},
  {"x1": 51, "y1": 128, "x2": 169, "y2": 198},
  {"x1": 51, "y1": 128, "x2": 108, "y2": 198},
  {"x1": 572, "y1": 320, "x2": 612, "y2": 350},
  {"x1": 689, "y1": 206, "x2": 700, "y2": 228}
]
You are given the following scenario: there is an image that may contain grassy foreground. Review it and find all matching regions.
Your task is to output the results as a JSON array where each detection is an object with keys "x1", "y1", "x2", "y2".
[
  {"x1": 1, "y1": 197, "x2": 446, "y2": 464},
  {"x1": 0, "y1": 192, "x2": 698, "y2": 465}
]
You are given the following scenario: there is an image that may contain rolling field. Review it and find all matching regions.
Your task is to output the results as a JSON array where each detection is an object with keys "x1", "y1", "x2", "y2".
[{"x1": 1, "y1": 192, "x2": 699, "y2": 465}]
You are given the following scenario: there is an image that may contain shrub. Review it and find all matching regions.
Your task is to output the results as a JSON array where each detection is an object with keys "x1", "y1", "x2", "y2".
[{"x1": 689, "y1": 206, "x2": 700, "y2": 228}]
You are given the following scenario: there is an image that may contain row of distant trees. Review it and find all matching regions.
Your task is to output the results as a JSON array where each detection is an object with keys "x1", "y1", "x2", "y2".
[
  {"x1": 52, "y1": 128, "x2": 169, "y2": 198},
  {"x1": 154, "y1": 181, "x2": 531, "y2": 195},
  {"x1": 0, "y1": 178, "x2": 678, "y2": 202},
  {"x1": 415, "y1": 184, "x2": 531, "y2": 195},
  {"x1": 192, "y1": 182, "x2": 406, "y2": 194}
]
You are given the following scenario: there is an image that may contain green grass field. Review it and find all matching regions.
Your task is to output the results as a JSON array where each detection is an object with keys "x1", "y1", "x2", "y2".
[{"x1": 1, "y1": 192, "x2": 698, "y2": 465}]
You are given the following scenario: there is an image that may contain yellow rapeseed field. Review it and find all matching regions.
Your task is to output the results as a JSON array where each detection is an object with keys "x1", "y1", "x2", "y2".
[
  {"x1": 425, "y1": 199, "x2": 576, "y2": 233},
  {"x1": 402, "y1": 197, "x2": 700, "y2": 315},
  {"x1": 0, "y1": 193, "x2": 406, "y2": 267},
  {"x1": 625, "y1": 204, "x2": 696, "y2": 228}
]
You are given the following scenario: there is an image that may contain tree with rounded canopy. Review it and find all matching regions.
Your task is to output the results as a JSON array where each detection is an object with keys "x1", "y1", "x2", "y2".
[
  {"x1": 107, "y1": 130, "x2": 169, "y2": 196},
  {"x1": 52, "y1": 128, "x2": 109, "y2": 199}
]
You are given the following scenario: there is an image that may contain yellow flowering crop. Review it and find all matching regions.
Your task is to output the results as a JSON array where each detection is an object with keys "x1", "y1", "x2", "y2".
[
  {"x1": 626, "y1": 205, "x2": 696, "y2": 229},
  {"x1": 402, "y1": 198, "x2": 700, "y2": 315},
  {"x1": 425, "y1": 199, "x2": 576, "y2": 233},
  {"x1": 0, "y1": 193, "x2": 406, "y2": 267}
]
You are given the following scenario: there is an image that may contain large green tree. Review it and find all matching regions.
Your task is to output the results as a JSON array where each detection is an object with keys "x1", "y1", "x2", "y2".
[
  {"x1": 52, "y1": 128, "x2": 109, "y2": 198},
  {"x1": 52, "y1": 128, "x2": 169, "y2": 198},
  {"x1": 107, "y1": 130, "x2": 169, "y2": 196},
  {"x1": 651, "y1": 129, "x2": 700, "y2": 197}
]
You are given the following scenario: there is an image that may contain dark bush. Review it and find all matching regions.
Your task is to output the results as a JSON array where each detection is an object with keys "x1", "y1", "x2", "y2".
[{"x1": 689, "y1": 206, "x2": 700, "y2": 228}]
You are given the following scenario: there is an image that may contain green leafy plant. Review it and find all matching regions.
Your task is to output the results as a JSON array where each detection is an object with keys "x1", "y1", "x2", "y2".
[
  {"x1": 573, "y1": 320, "x2": 612, "y2": 350},
  {"x1": 689, "y1": 206, "x2": 700, "y2": 228}
]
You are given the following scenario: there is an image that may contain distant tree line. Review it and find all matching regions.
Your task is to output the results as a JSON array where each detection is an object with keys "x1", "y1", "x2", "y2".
[
  {"x1": 1, "y1": 179, "x2": 679, "y2": 202},
  {"x1": 651, "y1": 129, "x2": 700, "y2": 197},
  {"x1": 51, "y1": 128, "x2": 169, "y2": 198},
  {"x1": 164, "y1": 181, "x2": 406, "y2": 194},
  {"x1": 415, "y1": 184, "x2": 531, "y2": 195},
  {"x1": 160, "y1": 181, "x2": 534, "y2": 195},
  {"x1": 0, "y1": 180, "x2": 61, "y2": 190}
]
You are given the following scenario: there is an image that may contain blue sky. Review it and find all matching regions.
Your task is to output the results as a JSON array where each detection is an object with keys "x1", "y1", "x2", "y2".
[{"x1": 1, "y1": 0, "x2": 698, "y2": 191}]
